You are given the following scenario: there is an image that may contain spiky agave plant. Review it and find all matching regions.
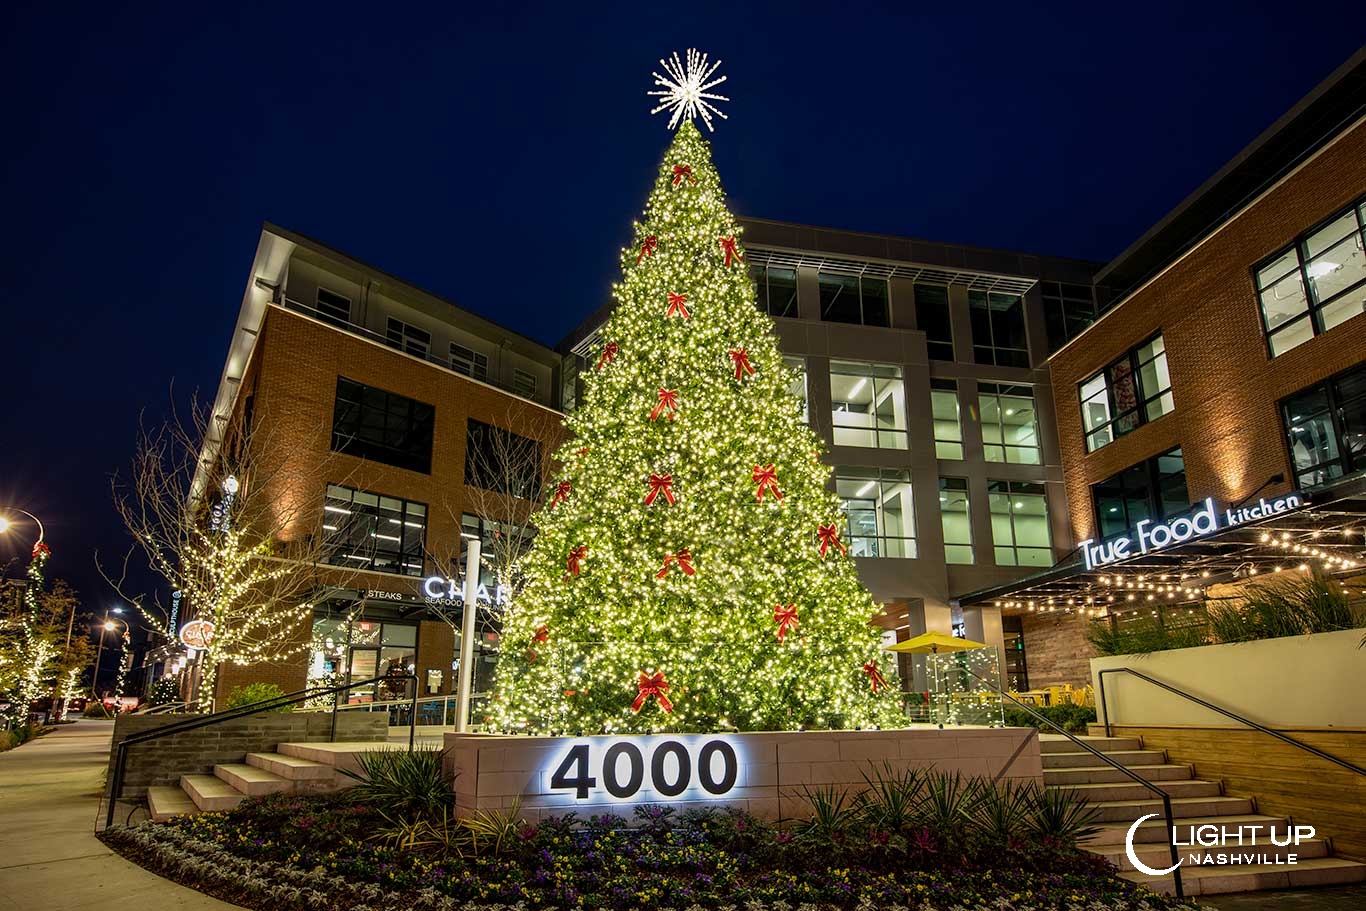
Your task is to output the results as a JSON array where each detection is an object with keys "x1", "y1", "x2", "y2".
[
  {"x1": 339, "y1": 747, "x2": 454, "y2": 822},
  {"x1": 1027, "y1": 786, "x2": 1102, "y2": 847},
  {"x1": 854, "y1": 762, "x2": 924, "y2": 836}
]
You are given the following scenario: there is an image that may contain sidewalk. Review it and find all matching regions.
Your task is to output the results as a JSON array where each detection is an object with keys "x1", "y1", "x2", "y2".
[{"x1": 0, "y1": 719, "x2": 237, "y2": 910}]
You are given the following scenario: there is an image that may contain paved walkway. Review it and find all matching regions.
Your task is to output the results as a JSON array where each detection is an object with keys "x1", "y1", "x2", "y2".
[{"x1": 0, "y1": 719, "x2": 238, "y2": 910}]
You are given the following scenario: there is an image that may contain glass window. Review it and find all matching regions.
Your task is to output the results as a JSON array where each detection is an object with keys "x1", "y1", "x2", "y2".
[
  {"x1": 331, "y1": 377, "x2": 435, "y2": 474},
  {"x1": 968, "y1": 290, "x2": 1029, "y2": 367},
  {"x1": 512, "y1": 368, "x2": 538, "y2": 399},
  {"x1": 1091, "y1": 447, "x2": 1187, "y2": 539},
  {"x1": 784, "y1": 356, "x2": 808, "y2": 424},
  {"x1": 988, "y1": 480, "x2": 1052, "y2": 567},
  {"x1": 465, "y1": 419, "x2": 543, "y2": 500},
  {"x1": 1281, "y1": 361, "x2": 1366, "y2": 488},
  {"x1": 939, "y1": 477, "x2": 973, "y2": 564},
  {"x1": 750, "y1": 264, "x2": 799, "y2": 319},
  {"x1": 315, "y1": 288, "x2": 352, "y2": 328},
  {"x1": 1257, "y1": 198, "x2": 1366, "y2": 356},
  {"x1": 386, "y1": 318, "x2": 431, "y2": 358},
  {"x1": 322, "y1": 483, "x2": 427, "y2": 576},
  {"x1": 818, "y1": 272, "x2": 890, "y2": 327},
  {"x1": 829, "y1": 360, "x2": 908, "y2": 449},
  {"x1": 930, "y1": 379, "x2": 963, "y2": 460},
  {"x1": 450, "y1": 343, "x2": 489, "y2": 380},
  {"x1": 1079, "y1": 333, "x2": 1173, "y2": 452},
  {"x1": 916, "y1": 284, "x2": 954, "y2": 360},
  {"x1": 1041, "y1": 281, "x2": 1097, "y2": 352},
  {"x1": 979, "y1": 383, "x2": 1041, "y2": 464},
  {"x1": 834, "y1": 468, "x2": 916, "y2": 558}
]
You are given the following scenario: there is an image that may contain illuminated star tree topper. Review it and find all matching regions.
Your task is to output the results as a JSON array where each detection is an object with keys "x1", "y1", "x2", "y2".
[{"x1": 648, "y1": 48, "x2": 729, "y2": 132}]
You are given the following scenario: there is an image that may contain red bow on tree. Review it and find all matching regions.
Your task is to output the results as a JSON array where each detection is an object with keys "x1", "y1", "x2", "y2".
[
  {"x1": 863, "y1": 661, "x2": 888, "y2": 693},
  {"x1": 637, "y1": 235, "x2": 658, "y2": 264},
  {"x1": 817, "y1": 523, "x2": 847, "y2": 558},
  {"x1": 645, "y1": 473, "x2": 676, "y2": 506},
  {"x1": 566, "y1": 545, "x2": 587, "y2": 576},
  {"x1": 671, "y1": 164, "x2": 695, "y2": 186},
  {"x1": 752, "y1": 464, "x2": 783, "y2": 503},
  {"x1": 577, "y1": 447, "x2": 589, "y2": 456},
  {"x1": 649, "y1": 388, "x2": 679, "y2": 421},
  {"x1": 719, "y1": 235, "x2": 743, "y2": 267},
  {"x1": 631, "y1": 671, "x2": 674, "y2": 713},
  {"x1": 597, "y1": 342, "x2": 618, "y2": 370},
  {"x1": 656, "y1": 549, "x2": 696, "y2": 579},
  {"x1": 773, "y1": 604, "x2": 800, "y2": 643},
  {"x1": 533, "y1": 625, "x2": 549, "y2": 643},
  {"x1": 665, "y1": 291, "x2": 690, "y2": 318},
  {"x1": 729, "y1": 348, "x2": 754, "y2": 379},
  {"x1": 550, "y1": 481, "x2": 571, "y2": 509},
  {"x1": 32, "y1": 541, "x2": 50, "y2": 559}
]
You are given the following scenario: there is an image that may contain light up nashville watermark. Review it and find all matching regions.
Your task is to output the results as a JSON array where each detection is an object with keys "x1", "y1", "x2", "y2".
[{"x1": 1079, "y1": 494, "x2": 1302, "y2": 571}]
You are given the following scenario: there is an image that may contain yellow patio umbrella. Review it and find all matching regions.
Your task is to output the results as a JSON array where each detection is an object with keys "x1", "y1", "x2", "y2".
[{"x1": 885, "y1": 631, "x2": 985, "y2": 654}]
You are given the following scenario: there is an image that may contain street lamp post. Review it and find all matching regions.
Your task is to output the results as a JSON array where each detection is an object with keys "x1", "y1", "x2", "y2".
[{"x1": 93, "y1": 608, "x2": 128, "y2": 705}]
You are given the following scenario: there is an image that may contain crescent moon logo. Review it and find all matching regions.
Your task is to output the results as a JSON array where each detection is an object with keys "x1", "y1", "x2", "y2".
[{"x1": 1125, "y1": 813, "x2": 1182, "y2": 876}]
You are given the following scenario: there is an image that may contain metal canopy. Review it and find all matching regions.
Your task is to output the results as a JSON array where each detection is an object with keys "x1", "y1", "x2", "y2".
[{"x1": 956, "y1": 475, "x2": 1366, "y2": 616}]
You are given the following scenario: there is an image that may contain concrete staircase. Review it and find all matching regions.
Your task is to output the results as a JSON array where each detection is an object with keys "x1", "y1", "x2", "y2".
[
  {"x1": 1041, "y1": 733, "x2": 1366, "y2": 897},
  {"x1": 146, "y1": 741, "x2": 384, "y2": 822}
]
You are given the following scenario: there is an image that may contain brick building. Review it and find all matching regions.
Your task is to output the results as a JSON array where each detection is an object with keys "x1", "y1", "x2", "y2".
[{"x1": 961, "y1": 49, "x2": 1366, "y2": 686}]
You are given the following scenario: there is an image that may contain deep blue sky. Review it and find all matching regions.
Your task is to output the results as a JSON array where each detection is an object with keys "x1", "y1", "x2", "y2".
[{"x1": 2, "y1": 1, "x2": 1363, "y2": 627}]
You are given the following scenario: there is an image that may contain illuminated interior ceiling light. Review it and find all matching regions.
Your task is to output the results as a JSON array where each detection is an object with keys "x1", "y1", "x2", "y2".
[
  {"x1": 648, "y1": 49, "x2": 730, "y2": 132},
  {"x1": 1306, "y1": 261, "x2": 1340, "y2": 279}
]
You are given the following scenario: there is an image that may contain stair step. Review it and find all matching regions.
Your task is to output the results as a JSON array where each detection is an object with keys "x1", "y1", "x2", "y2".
[
  {"x1": 147, "y1": 785, "x2": 200, "y2": 822},
  {"x1": 1087, "y1": 795, "x2": 1255, "y2": 823},
  {"x1": 215, "y1": 763, "x2": 292, "y2": 796},
  {"x1": 1126, "y1": 856, "x2": 1366, "y2": 896},
  {"x1": 181, "y1": 773, "x2": 246, "y2": 812},
  {"x1": 1038, "y1": 734, "x2": 1142, "y2": 753},
  {"x1": 277, "y1": 741, "x2": 390, "y2": 775},
  {"x1": 1050, "y1": 779, "x2": 1221, "y2": 802},
  {"x1": 1095, "y1": 836, "x2": 1332, "y2": 872},
  {"x1": 1045, "y1": 763, "x2": 1193, "y2": 785},
  {"x1": 1043, "y1": 749, "x2": 1166, "y2": 768},
  {"x1": 1087, "y1": 814, "x2": 1278, "y2": 846},
  {"x1": 245, "y1": 751, "x2": 336, "y2": 781}
]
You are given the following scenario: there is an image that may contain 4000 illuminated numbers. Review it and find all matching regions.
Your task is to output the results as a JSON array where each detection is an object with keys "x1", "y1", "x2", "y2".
[{"x1": 548, "y1": 738, "x2": 740, "y2": 800}]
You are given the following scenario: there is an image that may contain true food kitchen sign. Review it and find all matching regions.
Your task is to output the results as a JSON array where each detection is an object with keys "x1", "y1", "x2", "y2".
[{"x1": 1079, "y1": 494, "x2": 1302, "y2": 570}]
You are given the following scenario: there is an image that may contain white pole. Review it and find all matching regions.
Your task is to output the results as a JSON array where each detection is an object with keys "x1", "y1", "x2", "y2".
[{"x1": 454, "y1": 538, "x2": 481, "y2": 732}]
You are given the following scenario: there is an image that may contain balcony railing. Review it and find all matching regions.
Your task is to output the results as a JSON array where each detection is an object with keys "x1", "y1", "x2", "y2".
[{"x1": 280, "y1": 297, "x2": 549, "y2": 406}]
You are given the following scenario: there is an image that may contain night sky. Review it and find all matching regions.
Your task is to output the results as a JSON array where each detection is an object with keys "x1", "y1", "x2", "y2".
[{"x1": 3, "y1": 2, "x2": 1364, "y2": 648}]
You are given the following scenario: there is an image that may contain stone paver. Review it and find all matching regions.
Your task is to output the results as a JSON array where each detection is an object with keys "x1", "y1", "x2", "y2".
[
  {"x1": 1201, "y1": 883, "x2": 1366, "y2": 910},
  {"x1": 0, "y1": 719, "x2": 238, "y2": 910}
]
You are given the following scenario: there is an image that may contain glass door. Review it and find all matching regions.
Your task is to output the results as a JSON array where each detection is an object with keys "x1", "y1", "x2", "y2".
[{"x1": 348, "y1": 647, "x2": 379, "y2": 703}]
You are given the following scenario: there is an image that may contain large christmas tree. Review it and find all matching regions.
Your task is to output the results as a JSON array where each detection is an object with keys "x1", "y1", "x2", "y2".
[{"x1": 489, "y1": 74, "x2": 900, "y2": 734}]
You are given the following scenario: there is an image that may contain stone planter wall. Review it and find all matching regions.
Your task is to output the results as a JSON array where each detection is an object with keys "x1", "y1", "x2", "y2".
[
  {"x1": 445, "y1": 726, "x2": 1042, "y2": 821},
  {"x1": 108, "y1": 711, "x2": 389, "y2": 798}
]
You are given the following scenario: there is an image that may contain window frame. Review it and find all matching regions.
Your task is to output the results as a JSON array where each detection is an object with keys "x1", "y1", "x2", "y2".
[
  {"x1": 1279, "y1": 361, "x2": 1366, "y2": 488},
  {"x1": 817, "y1": 271, "x2": 891, "y2": 328},
  {"x1": 385, "y1": 317, "x2": 431, "y2": 358},
  {"x1": 828, "y1": 359, "x2": 908, "y2": 450},
  {"x1": 938, "y1": 476, "x2": 973, "y2": 564},
  {"x1": 833, "y1": 467, "x2": 916, "y2": 559},
  {"x1": 1090, "y1": 446, "x2": 1187, "y2": 540},
  {"x1": 987, "y1": 479, "x2": 1052, "y2": 567},
  {"x1": 1255, "y1": 196, "x2": 1366, "y2": 358},
  {"x1": 750, "y1": 263, "x2": 800, "y2": 319},
  {"x1": 930, "y1": 378, "x2": 963, "y2": 460},
  {"x1": 915, "y1": 283, "x2": 954, "y2": 361},
  {"x1": 512, "y1": 367, "x2": 538, "y2": 399},
  {"x1": 315, "y1": 287, "x2": 352, "y2": 327},
  {"x1": 450, "y1": 343, "x2": 489, "y2": 380},
  {"x1": 1078, "y1": 332, "x2": 1173, "y2": 452},
  {"x1": 978, "y1": 382, "x2": 1042, "y2": 464},
  {"x1": 321, "y1": 483, "x2": 428, "y2": 577},
  {"x1": 464, "y1": 418, "x2": 544, "y2": 501},
  {"x1": 330, "y1": 377, "x2": 435, "y2": 474},
  {"x1": 968, "y1": 289, "x2": 1030, "y2": 368}
]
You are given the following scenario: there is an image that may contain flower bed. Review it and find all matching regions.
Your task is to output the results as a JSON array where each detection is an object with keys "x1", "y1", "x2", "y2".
[{"x1": 101, "y1": 790, "x2": 1195, "y2": 911}]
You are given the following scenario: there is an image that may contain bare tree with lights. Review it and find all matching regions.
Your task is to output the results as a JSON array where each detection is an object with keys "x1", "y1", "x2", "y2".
[{"x1": 106, "y1": 397, "x2": 360, "y2": 712}]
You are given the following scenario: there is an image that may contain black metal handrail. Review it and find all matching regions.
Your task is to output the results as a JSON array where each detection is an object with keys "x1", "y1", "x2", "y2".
[
  {"x1": 970, "y1": 669, "x2": 1184, "y2": 898},
  {"x1": 1098, "y1": 666, "x2": 1366, "y2": 777},
  {"x1": 102, "y1": 672, "x2": 417, "y2": 830}
]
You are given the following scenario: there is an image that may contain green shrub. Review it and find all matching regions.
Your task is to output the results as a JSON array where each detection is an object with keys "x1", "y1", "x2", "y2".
[
  {"x1": 223, "y1": 682, "x2": 293, "y2": 713},
  {"x1": 340, "y1": 747, "x2": 454, "y2": 822},
  {"x1": 1207, "y1": 571, "x2": 1360, "y2": 643},
  {"x1": 1002, "y1": 702, "x2": 1096, "y2": 734},
  {"x1": 145, "y1": 676, "x2": 182, "y2": 707},
  {"x1": 1085, "y1": 613, "x2": 1208, "y2": 656},
  {"x1": 83, "y1": 702, "x2": 115, "y2": 718}
]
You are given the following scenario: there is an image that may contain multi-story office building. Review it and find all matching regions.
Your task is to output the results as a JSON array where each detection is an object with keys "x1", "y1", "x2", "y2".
[{"x1": 962, "y1": 48, "x2": 1366, "y2": 686}]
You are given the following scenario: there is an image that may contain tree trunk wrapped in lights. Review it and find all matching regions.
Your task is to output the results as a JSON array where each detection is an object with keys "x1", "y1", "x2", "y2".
[{"x1": 489, "y1": 122, "x2": 901, "y2": 734}]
